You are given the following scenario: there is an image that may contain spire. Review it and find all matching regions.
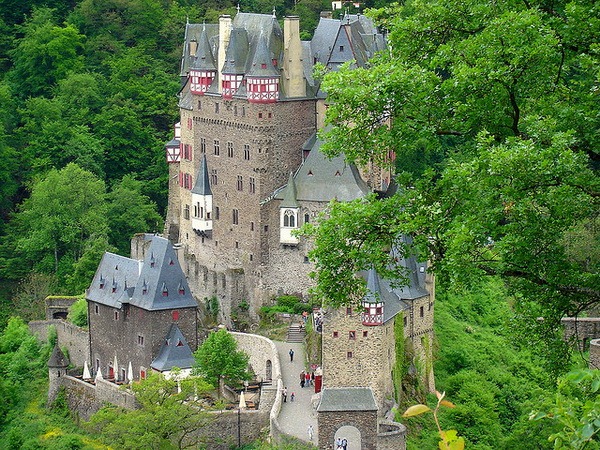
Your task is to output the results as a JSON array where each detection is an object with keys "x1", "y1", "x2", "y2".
[
  {"x1": 247, "y1": 31, "x2": 279, "y2": 77},
  {"x1": 363, "y1": 268, "x2": 382, "y2": 304},
  {"x1": 191, "y1": 24, "x2": 217, "y2": 71},
  {"x1": 191, "y1": 155, "x2": 212, "y2": 195},
  {"x1": 280, "y1": 172, "x2": 299, "y2": 208}
]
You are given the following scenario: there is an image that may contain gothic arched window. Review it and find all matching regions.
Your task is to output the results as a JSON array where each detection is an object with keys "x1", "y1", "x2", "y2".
[{"x1": 283, "y1": 209, "x2": 296, "y2": 227}]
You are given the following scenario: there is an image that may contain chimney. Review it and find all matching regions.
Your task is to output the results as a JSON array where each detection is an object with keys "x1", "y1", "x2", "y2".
[
  {"x1": 283, "y1": 16, "x2": 306, "y2": 98},
  {"x1": 218, "y1": 15, "x2": 232, "y2": 94}
]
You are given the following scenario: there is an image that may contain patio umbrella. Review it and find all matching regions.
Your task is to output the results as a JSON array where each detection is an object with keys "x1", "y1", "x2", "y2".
[
  {"x1": 95, "y1": 367, "x2": 103, "y2": 381},
  {"x1": 83, "y1": 361, "x2": 91, "y2": 379},
  {"x1": 238, "y1": 391, "x2": 247, "y2": 409},
  {"x1": 127, "y1": 361, "x2": 133, "y2": 384},
  {"x1": 113, "y1": 354, "x2": 119, "y2": 380}
]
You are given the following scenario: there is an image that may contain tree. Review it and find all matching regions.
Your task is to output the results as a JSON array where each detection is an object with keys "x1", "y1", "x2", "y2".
[
  {"x1": 8, "y1": 8, "x2": 84, "y2": 98},
  {"x1": 533, "y1": 368, "x2": 600, "y2": 449},
  {"x1": 87, "y1": 372, "x2": 215, "y2": 450},
  {"x1": 7, "y1": 163, "x2": 109, "y2": 288},
  {"x1": 106, "y1": 175, "x2": 163, "y2": 255},
  {"x1": 193, "y1": 328, "x2": 251, "y2": 388},
  {"x1": 304, "y1": 0, "x2": 599, "y2": 373}
]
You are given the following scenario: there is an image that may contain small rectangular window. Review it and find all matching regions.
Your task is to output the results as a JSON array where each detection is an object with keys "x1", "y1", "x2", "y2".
[
  {"x1": 114, "y1": 311, "x2": 119, "y2": 321},
  {"x1": 363, "y1": 331, "x2": 368, "y2": 338},
  {"x1": 200, "y1": 137, "x2": 206, "y2": 153},
  {"x1": 232, "y1": 209, "x2": 239, "y2": 225},
  {"x1": 215, "y1": 207, "x2": 220, "y2": 219},
  {"x1": 403, "y1": 316, "x2": 407, "y2": 326},
  {"x1": 250, "y1": 222, "x2": 254, "y2": 231},
  {"x1": 137, "y1": 335, "x2": 144, "y2": 346},
  {"x1": 420, "y1": 306, "x2": 424, "y2": 317},
  {"x1": 346, "y1": 307, "x2": 352, "y2": 315},
  {"x1": 215, "y1": 102, "x2": 219, "y2": 113},
  {"x1": 333, "y1": 331, "x2": 339, "y2": 338},
  {"x1": 227, "y1": 142, "x2": 234, "y2": 158},
  {"x1": 244, "y1": 144, "x2": 250, "y2": 160},
  {"x1": 95, "y1": 304, "x2": 99, "y2": 315},
  {"x1": 213, "y1": 140, "x2": 220, "y2": 156},
  {"x1": 249, "y1": 177, "x2": 255, "y2": 194},
  {"x1": 349, "y1": 331, "x2": 356, "y2": 340},
  {"x1": 237, "y1": 175, "x2": 243, "y2": 191},
  {"x1": 347, "y1": 351, "x2": 353, "y2": 359}
]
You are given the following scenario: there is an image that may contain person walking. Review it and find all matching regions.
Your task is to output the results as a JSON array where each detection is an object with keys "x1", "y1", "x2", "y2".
[
  {"x1": 307, "y1": 424, "x2": 314, "y2": 441},
  {"x1": 282, "y1": 386, "x2": 288, "y2": 402},
  {"x1": 290, "y1": 391, "x2": 295, "y2": 402},
  {"x1": 289, "y1": 348, "x2": 294, "y2": 362},
  {"x1": 300, "y1": 370, "x2": 305, "y2": 388}
]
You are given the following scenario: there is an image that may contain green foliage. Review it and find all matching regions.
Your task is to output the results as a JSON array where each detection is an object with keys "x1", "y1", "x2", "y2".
[
  {"x1": 87, "y1": 372, "x2": 214, "y2": 450},
  {"x1": 306, "y1": 0, "x2": 600, "y2": 371},
  {"x1": 193, "y1": 328, "x2": 251, "y2": 388},
  {"x1": 533, "y1": 369, "x2": 600, "y2": 449},
  {"x1": 11, "y1": 272, "x2": 53, "y2": 321},
  {"x1": 68, "y1": 297, "x2": 87, "y2": 328}
]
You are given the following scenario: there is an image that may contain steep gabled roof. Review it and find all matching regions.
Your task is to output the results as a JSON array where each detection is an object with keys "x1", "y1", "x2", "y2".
[
  {"x1": 192, "y1": 155, "x2": 212, "y2": 195},
  {"x1": 128, "y1": 237, "x2": 197, "y2": 311},
  {"x1": 180, "y1": 23, "x2": 219, "y2": 76},
  {"x1": 87, "y1": 236, "x2": 197, "y2": 312},
  {"x1": 151, "y1": 324, "x2": 195, "y2": 371},
  {"x1": 274, "y1": 135, "x2": 369, "y2": 203},
  {"x1": 87, "y1": 253, "x2": 142, "y2": 309}
]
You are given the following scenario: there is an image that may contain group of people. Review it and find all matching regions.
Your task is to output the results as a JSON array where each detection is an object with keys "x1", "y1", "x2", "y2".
[
  {"x1": 335, "y1": 437, "x2": 348, "y2": 450},
  {"x1": 300, "y1": 370, "x2": 314, "y2": 388}
]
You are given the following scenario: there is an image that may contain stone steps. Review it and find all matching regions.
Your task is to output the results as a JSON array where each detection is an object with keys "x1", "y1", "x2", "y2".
[{"x1": 287, "y1": 324, "x2": 306, "y2": 343}]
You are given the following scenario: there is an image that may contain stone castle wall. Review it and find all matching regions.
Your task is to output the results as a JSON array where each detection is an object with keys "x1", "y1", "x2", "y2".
[
  {"x1": 232, "y1": 332, "x2": 280, "y2": 385},
  {"x1": 29, "y1": 319, "x2": 89, "y2": 368},
  {"x1": 562, "y1": 317, "x2": 600, "y2": 350},
  {"x1": 321, "y1": 308, "x2": 396, "y2": 412},
  {"x1": 590, "y1": 339, "x2": 600, "y2": 370},
  {"x1": 403, "y1": 293, "x2": 435, "y2": 392},
  {"x1": 318, "y1": 410, "x2": 378, "y2": 450}
]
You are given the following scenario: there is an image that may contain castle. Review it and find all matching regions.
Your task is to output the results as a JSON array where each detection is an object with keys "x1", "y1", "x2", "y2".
[{"x1": 163, "y1": 10, "x2": 436, "y2": 416}]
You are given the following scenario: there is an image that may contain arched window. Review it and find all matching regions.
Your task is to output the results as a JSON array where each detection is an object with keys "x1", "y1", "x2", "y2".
[{"x1": 283, "y1": 209, "x2": 296, "y2": 227}]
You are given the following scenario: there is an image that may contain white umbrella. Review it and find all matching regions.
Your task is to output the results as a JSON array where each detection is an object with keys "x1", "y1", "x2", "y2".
[
  {"x1": 238, "y1": 391, "x2": 247, "y2": 409},
  {"x1": 127, "y1": 361, "x2": 134, "y2": 384},
  {"x1": 113, "y1": 354, "x2": 119, "y2": 380},
  {"x1": 95, "y1": 367, "x2": 103, "y2": 381},
  {"x1": 83, "y1": 361, "x2": 91, "y2": 379}
]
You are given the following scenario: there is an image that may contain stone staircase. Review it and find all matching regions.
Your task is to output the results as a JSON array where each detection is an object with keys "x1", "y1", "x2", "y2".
[{"x1": 286, "y1": 323, "x2": 306, "y2": 343}]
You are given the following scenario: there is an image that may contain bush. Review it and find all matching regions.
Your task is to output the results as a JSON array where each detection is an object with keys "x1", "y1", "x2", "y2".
[{"x1": 68, "y1": 298, "x2": 87, "y2": 328}]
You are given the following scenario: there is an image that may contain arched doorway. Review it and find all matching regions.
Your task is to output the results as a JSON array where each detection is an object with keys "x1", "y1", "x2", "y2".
[
  {"x1": 265, "y1": 359, "x2": 272, "y2": 382},
  {"x1": 334, "y1": 425, "x2": 361, "y2": 450}
]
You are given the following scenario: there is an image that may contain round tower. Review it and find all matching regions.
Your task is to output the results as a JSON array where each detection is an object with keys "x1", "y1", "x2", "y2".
[{"x1": 48, "y1": 344, "x2": 70, "y2": 404}]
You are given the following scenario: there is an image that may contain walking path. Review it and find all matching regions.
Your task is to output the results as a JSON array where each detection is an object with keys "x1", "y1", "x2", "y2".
[{"x1": 275, "y1": 340, "x2": 319, "y2": 445}]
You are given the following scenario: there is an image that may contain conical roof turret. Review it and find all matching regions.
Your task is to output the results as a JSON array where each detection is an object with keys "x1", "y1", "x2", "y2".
[
  {"x1": 191, "y1": 24, "x2": 217, "y2": 71},
  {"x1": 280, "y1": 172, "x2": 299, "y2": 208},
  {"x1": 192, "y1": 155, "x2": 212, "y2": 195},
  {"x1": 247, "y1": 31, "x2": 279, "y2": 77},
  {"x1": 48, "y1": 344, "x2": 70, "y2": 368}
]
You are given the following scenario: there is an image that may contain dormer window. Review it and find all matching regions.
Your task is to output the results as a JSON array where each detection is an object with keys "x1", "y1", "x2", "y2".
[
  {"x1": 178, "y1": 281, "x2": 185, "y2": 295},
  {"x1": 169, "y1": 259, "x2": 175, "y2": 266},
  {"x1": 161, "y1": 282, "x2": 168, "y2": 297},
  {"x1": 142, "y1": 280, "x2": 148, "y2": 295},
  {"x1": 176, "y1": 340, "x2": 184, "y2": 347},
  {"x1": 99, "y1": 275, "x2": 105, "y2": 289},
  {"x1": 150, "y1": 254, "x2": 155, "y2": 268}
]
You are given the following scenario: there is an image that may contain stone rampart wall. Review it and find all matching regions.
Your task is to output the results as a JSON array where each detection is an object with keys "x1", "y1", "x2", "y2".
[
  {"x1": 30, "y1": 319, "x2": 89, "y2": 368},
  {"x1": 377, "y1": 420, "x2": 406, "y2": 450},
  {"x1": 51, "y1": 376, "x2": 138, "y2": 421},
  {"x1": 232, "y1": 332, "x2": 280, "y2": 386},
  {"x1": 562, "y1": 317, "x2": 600, "y2": 350},
  {"x1": 590, "y1": 339, "x2": 600, "y2": 370}
]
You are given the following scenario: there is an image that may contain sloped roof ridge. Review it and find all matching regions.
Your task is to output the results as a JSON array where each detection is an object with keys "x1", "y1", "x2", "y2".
[
  {"x1": 192, "y1": 154, "x2": 212, "y2": 195},
  {"x1": 151, "y1": 323, "x2": 195, "y2": 371}
]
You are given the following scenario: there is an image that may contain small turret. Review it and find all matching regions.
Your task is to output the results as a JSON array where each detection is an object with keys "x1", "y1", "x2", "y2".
[
  {"x1": 48, "y1": 344, "x2": 70, "y2": 404},
  {"x1": 246, "y1": 31, "x2": 280, "y2": 103},
  {"x1": 189, "y1": 24, "x2": 217, "y2": 95},
  {"x1": 191, "y1": 155, "x2": 213, "y2": 235},
  {"x1": 221, "y1": 28, "x2": 247, "y2": 98},
  {"x1": 361, "y1": 269, "x2": 384, "y2": 326},
  {"x1": 279, "y1": 172, "x2": 299, "y2": 245},
  {"x1": 165, "y1": 122, "x2": 181, "y2": 163}
]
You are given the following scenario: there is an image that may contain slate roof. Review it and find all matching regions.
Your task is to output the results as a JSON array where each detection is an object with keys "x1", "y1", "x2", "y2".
[
  {"x1": 222, "y1": 28, "x2": 249, "y2": 75},
  {"x1": 87, "y1": 236, "x2": 197, "y2": 311},
  {"x1": 317, "y1": 387, "x2": 378, "y2": 412},
  {"x1": 280, "y1": 172, "x2": 298, "y2": 208},
  {"x1": 48, "y1": 344, "x2": 70, "y2": 368},
  {"x1": 247, "y1": 31, "x2": 279, "y2": 77},
  {"x1": 151, "y1": 324, "x2": 196, "y2": 371},
  {"x1": 192, "y1": 155, "x2": 212, "y2": 195},
  {"x1": 180, "y1": 23, "x2": 219, "y2": 76},
  {"x1": 273, "y1": 134, "x2": 369, "y2": 203},
  {"x1": 191, "y1": 24, "x2": 217, "y2": 71},
  {"x1": 359, "y1": 236, "x2": 430, "y2": 323}
]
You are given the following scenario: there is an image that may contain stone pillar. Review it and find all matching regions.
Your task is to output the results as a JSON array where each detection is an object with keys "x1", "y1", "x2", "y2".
[
  {"x1": 283, "y1": 16, "x2": 306, "y2": 98},
  {"x1": 218, "y1": 15, "x2": 232, "y2": 94}
]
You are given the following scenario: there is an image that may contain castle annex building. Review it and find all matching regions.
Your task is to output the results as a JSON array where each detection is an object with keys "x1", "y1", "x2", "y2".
[
  {"x1": 87, "y1": 234, "x2": 198, "y2": 381},
  {"x1": 164, "y1": 12, "x2": 387, "y2": 321}
]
